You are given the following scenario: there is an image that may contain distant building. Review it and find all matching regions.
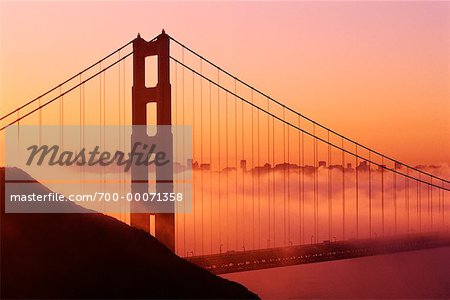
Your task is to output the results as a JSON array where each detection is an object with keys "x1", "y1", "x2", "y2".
[
  {"x1": 274, "y1": 163, "x2": 293, "y2": 171},
  {"x1": 330, "y1": 164, "x2": 343, "y2": 171},
  {"x1": 254, "y1": 163, "x2": 271, "y2": 174},
  {"x1": 344, "y1": 163, "x2": 354, "y2": 173},
  {"x1": 318, "y1": 161, "x2": 327, "y2": 168},
  {"x1": 357, "y1": 161, "x2": 369, "y2": 171},
  {"x1": 240, "y1": 159, "x2": 247, "y2": 172},
  {"x1": 200, "y1": 163, "x2": 210, "y2": 171},
  {"x1": 303, "y1": 165, "x2": 315, "y2": 175},
  {"x1": 187, "y1": 159, "x2": 193, "y2": 168}
]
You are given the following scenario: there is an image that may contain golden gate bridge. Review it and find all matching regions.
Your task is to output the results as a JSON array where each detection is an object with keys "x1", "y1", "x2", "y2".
[{"x1": 1, "y1": 31, "x2": 449, "y2": 274}]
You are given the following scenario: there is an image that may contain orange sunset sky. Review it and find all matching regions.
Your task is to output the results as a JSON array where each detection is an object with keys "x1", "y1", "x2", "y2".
[{"x1": 1, "y1": 1, "x2": 449, "y2": 166}]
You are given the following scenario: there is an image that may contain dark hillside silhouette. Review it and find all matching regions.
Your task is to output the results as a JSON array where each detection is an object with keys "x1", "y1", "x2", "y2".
[{"x1": 0, "y1": 168, "x2": 258, "y2": 299}]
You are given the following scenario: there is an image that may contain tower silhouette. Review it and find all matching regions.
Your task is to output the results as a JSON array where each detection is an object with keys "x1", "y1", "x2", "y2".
[{"x1": 131, "y1": 30, "x2": 174, "y2": 251}]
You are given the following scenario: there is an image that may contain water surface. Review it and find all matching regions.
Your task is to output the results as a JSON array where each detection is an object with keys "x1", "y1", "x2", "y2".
[{"x1": 223, "y1": 247, "x2": 450, "y2": 299}]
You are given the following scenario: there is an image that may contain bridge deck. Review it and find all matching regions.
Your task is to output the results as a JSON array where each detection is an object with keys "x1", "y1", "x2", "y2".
[{"x1": 186, "y1": 233, "x2": 450, "y2": 274}]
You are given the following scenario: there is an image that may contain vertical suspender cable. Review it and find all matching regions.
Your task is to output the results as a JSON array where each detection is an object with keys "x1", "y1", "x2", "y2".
[
  {"x1": 209, "y1": 80, "x2": 213, "y2": 254},
  {"x1": 122, "y1": 54, "x2": 126, "y2": 222},
  {"x1": 355, "y1": 144, "x2": 359, "y2": 238},
  {"x1": 102, "y1": 65, "x2": 105, "y2": 204},
  {"x1": 17, "y1": 110, "x2": 20, "y2": 146},
  {"x1": 427, "y1": 179, "x2": 433, "y2": 231},
  {"x1": 269, "y1": 98, "x2": 272, "y2": 247},
  {"x1": 99, "y1": 63, "x2": 103, "y2": 196},
  {"x1": 283, "y1": 107, "x2": 286, "y2": 246},
  {"x1": 217, "y1": 69, "x2": 221, "y2": 253},
  {"x1": 315, "y1": 130, "x2": 319, "y2": 242},
  {"x1": 272, "y1": 112, "x2": 276, "y2": 246},
  {"x1": 430, "y1": 176, "x2": 433, "y2": 230},
  {"x1": 406, "y1": 168, "x2": 410, "y2": 233},
  {"x1": 192, "y1": 70, "x2": 196, "y2": 254},
  {"x1": 258, "y1": 95, "x2": 261, "y2": 248},
  {"x1": 416, "y1": 178, "x2": 419, "y2": 233},
  {"x1": 342, "y1": 137, "x2": 345, "y2": 240},
  {"x1": 381, "y1": 156, "x2": 384, "y2": 236},
  {"x1": 101, "y1": 70, "x2": 105, "y2": 210},
  {"x1": 38, "y1": 98, "x2": 42, "y2": 145},
  {"x1": 328, "y1": 131, "x2": 331, "y2": 241},
  {"x1": 182, "y1": 49, "x2": 186, "y2": 255},
  {"x1": 394, "y1": 163, "x2": 397, "y2": 234},
  {"x1": 301, "y1": 126, "x2": 305, "y2": 244},
  {"x1": 118, "y1": 51, "x2": 122, "y2": 220},
  {"x1": 200, "y1": 59, "x2": 204, "y2": 255},
  {"x1": 419, "y1": 173, "x2": 422, "y2": 232},
  {"x1": 82, "y1": 82, "x2": 86, "y2": 195},
  {"x1": 286, "y1": 110, "x2": 290, "y2": 245},
  {"x1": 312, "y1": 125, "x2": 316, "y2": 242},
  {"x1": 369, "y1": 151, "x2": 372, "y2": 237},
  {"x1": 225, "y1": 90, "x2": 229, "y2": 251},
  {"x1": 442, "y1": 180, "x2": 445, "y2": 230},
  {"x1": 59, "y1": 86, "x2": 63, "y2": 149},
  {"x1": 79, "y1": 75, "x2": 82, "y2": 189},
  {"x1": 298, "y1": 116, "x2": 301, "y2": 244},
  {"x1": 242, "y1": 82, "x2": 245, "y2": 251},
  {"x1": 225, "y1": 92, "x2": 230, "y2": 250},
  {"x1": 235, "y1": 80, "x2": 238, "y2": 250},
  {"x1": 313, "y1": 124, "x2": 318, "y2": 243},
  {"x1": 174, "y1": 60, "x2": 178, "y2": 249},
  {"x1": 251, "y1": 90, "x2": 255, "y2": 249}
]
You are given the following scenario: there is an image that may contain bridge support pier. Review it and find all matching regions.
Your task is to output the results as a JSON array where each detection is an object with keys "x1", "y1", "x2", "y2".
[{"x1": 130, "y1": 30, "x2": 175, "y2": 252}]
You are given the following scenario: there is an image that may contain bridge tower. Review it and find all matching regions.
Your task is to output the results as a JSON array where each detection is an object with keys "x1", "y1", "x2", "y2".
[{"x1": 130, "y1": 30, "x2": 175, "y2": 251}]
